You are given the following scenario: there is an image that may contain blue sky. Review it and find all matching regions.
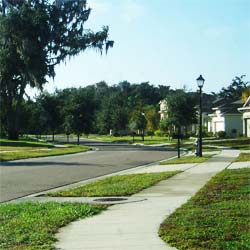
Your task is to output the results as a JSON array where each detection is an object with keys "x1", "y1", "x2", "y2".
[{"x1": 43, "y1": 0, "x2": 250, "y2": 95}]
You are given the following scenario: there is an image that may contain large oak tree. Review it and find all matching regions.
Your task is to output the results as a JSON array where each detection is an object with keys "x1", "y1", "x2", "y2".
[{"x1": 0, "y1": 0, "x2": 113, "y2": 139}]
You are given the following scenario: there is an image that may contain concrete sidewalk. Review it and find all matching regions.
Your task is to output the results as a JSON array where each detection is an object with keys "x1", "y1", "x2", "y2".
[{"x1": 55, "y1": 150, "x2": 242, "y2": 250}]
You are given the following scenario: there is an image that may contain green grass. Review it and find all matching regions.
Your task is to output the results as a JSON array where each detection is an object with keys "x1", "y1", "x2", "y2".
[
  {"x1": 160, "y1": 154, "x2": 214, "y2": 165},
  {"x1": 82, "y1": 134, "x2": 193, "y2": 145},
  {"x1": 0, "y1": 138, "x2": 52, "y2": 148},
  {"x1": 203, "y1": 138, "x2": 250, "y2": 150},
  {"x1": 234, "y1": 153, "x2": 250, "y2": 162},
  {"x1": 0, "y1": 139, "x2": 91, "y2": 161},
  {"x1": 0, "y1": 202, "x2": 106, "y2": 250},
  {"x1": 159, "y1": 168, "x2": 250, "y2": 250},
  {"x1": 0, "y1": 146, "x2": 90, "y2": 161},
  {"x1": 49, "y1": 171, "x2": 181, "y2": 197},
  {"x1": 231, "y1": 145, "x2": 250, "y2": 150},
  {"x1": 202, "y1": 146, "x2": 222, "y2": 151},
  {"x1": 0, "y1": 146, "x2": 47, "y2": 151}
]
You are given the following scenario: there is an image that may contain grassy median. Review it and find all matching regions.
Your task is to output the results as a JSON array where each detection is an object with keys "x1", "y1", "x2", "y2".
[
  {"x1": 0, "y1": 202, "x2": 106, "y2": 250},
  {"x1": 234, "y1": 153, "x2": 250, "y2": 162},
  {"x1": 49, "y1": 171, "x2": 182, "y2": 197},
  {"x1": 0, "y1": 139, "x2": 91, "y2": 161},
  {"x1": 160, "y1": 154, "x2": 214, "y2": 165},
  {"x1": 159, "y1": 168, "x2": 250, "y2": 250}
]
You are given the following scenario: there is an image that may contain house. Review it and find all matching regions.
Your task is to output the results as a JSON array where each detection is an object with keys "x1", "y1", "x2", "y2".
[
  {"x1": 208, "y1": 98, "x2": 243, "y2": 137},
  {"x1": 238, "y1": 96, "x2": 250, "y2": 137},
  {"x1": 159, "y1": 99, "x2": 168, "y2": 120}
]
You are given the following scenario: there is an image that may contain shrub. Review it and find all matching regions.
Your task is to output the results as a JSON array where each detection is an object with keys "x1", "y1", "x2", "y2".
[
  {"x1": 216, "y1": 131, "x2": 226, "y2": 138},
  {"x1": 231, "y1": 128, "x2": 237, "y2": 134},
  {"x1": 205, "y1": 131, "x2": 214, "y2": 137},
  {"x1": 155, "y1": 130, "x2": 164, "y2": 137}
]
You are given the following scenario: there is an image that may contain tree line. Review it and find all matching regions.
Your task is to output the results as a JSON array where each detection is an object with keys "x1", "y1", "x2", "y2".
[
  {"x1": 1, "y1": 76, "x2": 249, "y2": 142},
  {"x1": 0, "y1": 81, "x2": 174, "y2": 141}
]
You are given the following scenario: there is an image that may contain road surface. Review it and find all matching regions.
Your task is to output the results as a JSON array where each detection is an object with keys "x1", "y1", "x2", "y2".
[{"x1": 0, "y1": 138, "x2": 177, "y2": 202}]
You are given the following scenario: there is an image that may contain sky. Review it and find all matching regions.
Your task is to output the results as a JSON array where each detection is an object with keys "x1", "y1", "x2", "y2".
[{"x1": 38, "y1": 0, "x2": 250, "y2": 95}]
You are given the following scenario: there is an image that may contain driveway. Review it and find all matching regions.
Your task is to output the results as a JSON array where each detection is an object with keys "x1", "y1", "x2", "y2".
[{"x1": 0, "y1": 138, "x2": 176, "y2": 202}]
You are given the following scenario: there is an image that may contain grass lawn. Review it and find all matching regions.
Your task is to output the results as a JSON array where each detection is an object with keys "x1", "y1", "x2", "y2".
[
  {"x1": 0, "y1": 139, "x2": 91, "y2": 161},
  {"x1": 82, "y1": 134, "x2": 193, "y2": 145},
  {"x1": 160, "y1": 154, "x2": 214, "y2": 165},
  {"x1": 0, "y1": 202, "x2": 106, "y2": 250},
  {"x1": 203, "y1": 138, "x2": 250, "y2": 150},
  {"x1": 202, "y1": 146, "x2": 222, "y2": 151},
  {"x1": 0, "y1": 138, "x2": 53, "y2": 148},
  {"x1": 159, "y1": 168, "x2": 250, "y2": 250},
  {"x1": 234, "y1": 153, "x2": 250, "y2": 162},
  {"x1": 49, "y1": 171, "x2": 181, "y2": 197}
]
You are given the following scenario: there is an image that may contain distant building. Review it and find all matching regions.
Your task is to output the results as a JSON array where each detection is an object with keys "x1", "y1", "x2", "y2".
[
  {"x1": 208, "y1": 98, "x2": 243, "y2": 137},
  {"x1": 238, "y1": 96, "x2": 250, "y2": 137},
  {"x1": 159, "y1": 99, "x2": 168, "y2": 120}
]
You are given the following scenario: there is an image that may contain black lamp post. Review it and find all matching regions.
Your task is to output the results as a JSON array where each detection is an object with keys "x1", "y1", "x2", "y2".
[
  {"x1": 141, "y1": 112, "x2": 146, "y2": 141},
  {"x1": 196, "y1": 75, "x2": 205, "y2": 157}
]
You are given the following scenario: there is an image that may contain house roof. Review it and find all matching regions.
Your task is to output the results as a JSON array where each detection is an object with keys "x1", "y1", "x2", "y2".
[{"x1": 210, "y1": 98, "x2": 243, "y2": 115}]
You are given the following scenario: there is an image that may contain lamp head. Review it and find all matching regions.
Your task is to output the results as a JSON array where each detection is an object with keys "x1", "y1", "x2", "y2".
[{"x1": 196, "y1": 75, "x2": 205, "y2": 88}]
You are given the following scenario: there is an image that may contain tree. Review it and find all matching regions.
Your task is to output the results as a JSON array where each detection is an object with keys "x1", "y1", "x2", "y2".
[
  {"x1": 96, "y1": 90, "x2": 129, "y2": 135},
  {"x1": 129, "y1": 82, "x2": 160, "y2": 107},
  {"x1": 63, "y1": 87, "x2": 97, "y2": 144},
  {"x1": 144, "y1": 105, "x2": 159, "y2": 134},
  {"x1": 38, "y1": 92, "x2": 63, "y2": 142},
  {"x1": 130, "y1": 110, "x2": 147, "y2": 141},
  {"x1": 0, "y1": 0, "x2": 113, "y2": 140},
  {"x1": 162, "y1": 90, "x2": 197, "y2": 157},
  {"x1": 217, "y1": 75, "x2": 249, "y2": 100},
  {"x1": 242, "y1": 87, "x2": 250, "y2": 102},
  {"x1": 25, "y1": 99, "x2": 47, "y2": 138},
  {"x1": 164, "y1": 90, "x2": 197, "y2": 130}
]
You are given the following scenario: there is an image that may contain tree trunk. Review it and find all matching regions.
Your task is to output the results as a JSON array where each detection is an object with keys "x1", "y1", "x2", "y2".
[
  {"x1": 6, "y1": 104, "x2": 20, "y2": 140},
  {"x1": 77, "y1": 134, "x2": 80, "y2": 145},
  {"x1": 141, "y1": 129, "x2": 144, "y2": 141},
  {"x1": 7, "y1": 125, "x2": 19, "y2": 140},
  {"x1": 5, "y1": 81, "x2": 26, "y2": 140}
]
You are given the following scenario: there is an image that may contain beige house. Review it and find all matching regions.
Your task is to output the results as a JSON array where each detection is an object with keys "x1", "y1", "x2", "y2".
[
  {"x1": 159, "y1": 99, "x2": 168, "y2": 120},
  {"x1": 238, "y1": 96, "x2": 250, "y2": 137}
]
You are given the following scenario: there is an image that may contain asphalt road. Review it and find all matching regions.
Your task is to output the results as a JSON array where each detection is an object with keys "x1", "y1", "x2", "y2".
[{"x1": 0, "y1": 138, "x2": 177, "y2": 203}]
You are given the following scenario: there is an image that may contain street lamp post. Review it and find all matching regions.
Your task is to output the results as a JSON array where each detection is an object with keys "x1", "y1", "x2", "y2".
[
  {"x1": 141, "y1": 112, "x2": 146, "y2": 141},
  {"x1": 196, "y1": 75, "x2": 205, "y2": 157}
]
